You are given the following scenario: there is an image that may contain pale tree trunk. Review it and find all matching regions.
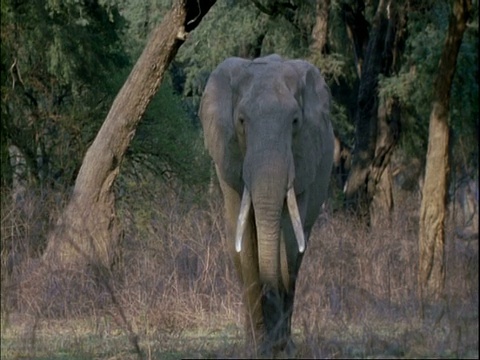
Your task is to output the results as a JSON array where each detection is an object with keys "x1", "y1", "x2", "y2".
[
  {"x1": 310, "y1": 0, "x2": 330, "y2": 55},
  {"x1": 369, "y1": 163, "x2": 393, "y2": 226},
  {"x1": 419, "y1": 0, "x2": 471, "y2": 304},
  {"x1": 8, "y1": 144, "x2": 29, "y2": 204},
  {"x1": 368, "y1": 97, "x2": 400, "y2": 227},
  {"x1": 43, "y1": 0, "x2": 216, "y2": 269}
]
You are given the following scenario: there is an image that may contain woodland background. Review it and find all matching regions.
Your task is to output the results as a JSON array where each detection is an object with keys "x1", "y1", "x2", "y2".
[{"x1": 1, "y1": 0, "x2": 478, "y2": 359}]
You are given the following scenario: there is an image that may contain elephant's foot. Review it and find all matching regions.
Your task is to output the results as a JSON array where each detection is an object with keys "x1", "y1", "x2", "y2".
[
  {"x1": 257, "y1": 343, "x2": 274, "y2": 358},
  {"x1": 256, "y1": 337, "x2": 296, "y2": 359},
  {"x1": 279, "y1": 338, "x2": 297, "y2": 358}
]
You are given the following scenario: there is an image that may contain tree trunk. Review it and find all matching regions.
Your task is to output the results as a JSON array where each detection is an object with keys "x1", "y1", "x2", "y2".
[
  {"x1": 368, "y1": 97, "x2": 401, "y2": 226},
  {"x1": 343, "y1": 0, "x2": 406, "y2": 222},
  {"x1": 343, "y1": 0, "x2": 389, "y2": 216},
  {"x1": 341, "y1": 0, "x2": 370, "y2": 77},
  {"x1": 419, "y1": 0, "x2": 471, "y2": 304},
  {"x1": 43, "y1": 0, "x2": 216, "y2": 269},
  {"x1": 310, "y1": 0, "x2": 330, "y2": 55},
  {"x1": 8, "y1": 144, "x2": 29, "y2": 204}
]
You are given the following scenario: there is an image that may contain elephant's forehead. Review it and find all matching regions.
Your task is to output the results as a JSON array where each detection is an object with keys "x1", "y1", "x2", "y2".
[
  {"x1": 246, "y1": 63, "x2": 298, "y2": 95},
  {"x1": 235, "y1": 63, "x2": 300, "y2": 116},
  {"x1": 242, "y1": 82, "x2": 297, "y2": 114},
  {"x1": 247, "y1": 81, "x2": 287, "y2": 100}
]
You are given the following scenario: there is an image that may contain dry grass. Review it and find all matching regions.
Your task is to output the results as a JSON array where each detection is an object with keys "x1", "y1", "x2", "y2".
[{"x1": 0, "y1": 179, "x2": 478, "y2": 359}]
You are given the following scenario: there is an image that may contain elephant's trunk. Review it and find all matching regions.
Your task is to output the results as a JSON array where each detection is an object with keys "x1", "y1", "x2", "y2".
[
  {"x1": 243, "y1": 150, "x2": 291, "y2": 289},
  {"x1": 254, "y1": 201, "x2": 283, "y2": 289}
]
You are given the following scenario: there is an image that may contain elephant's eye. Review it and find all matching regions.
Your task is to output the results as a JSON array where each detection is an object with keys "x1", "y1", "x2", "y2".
[
  {"x1": 292, "y1": 117, "x2": 301, "y2": 129},
  {"x1": 236, "y1": 116, "x2": 246, "y2": 136},
  {"x1": 292, "y1": 116, "x2": 301, "y2": 136},
  {"x1": 237, "y1": 116, "x2": 247, "y2": 131}
]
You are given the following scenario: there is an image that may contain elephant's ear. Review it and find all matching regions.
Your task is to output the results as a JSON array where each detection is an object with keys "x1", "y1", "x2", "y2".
[
  {"x1": 199, "y1": 57, "x2": 249, "y2": 192},
  {"x1": 288, "y1": 60, "x2": 334, "y2": 194}
]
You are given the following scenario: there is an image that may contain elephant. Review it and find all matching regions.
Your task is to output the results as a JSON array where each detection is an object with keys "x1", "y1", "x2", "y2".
[{"x1": 199, "y1": 54, "x2": 334, "y2": 356}]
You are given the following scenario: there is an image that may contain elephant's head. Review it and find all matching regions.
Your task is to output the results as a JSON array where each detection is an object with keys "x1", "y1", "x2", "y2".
[{"x1": 200, "y1": 54, "x2": 333, "y2": 291}]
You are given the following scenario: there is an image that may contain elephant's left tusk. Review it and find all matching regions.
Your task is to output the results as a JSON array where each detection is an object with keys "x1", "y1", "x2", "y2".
[
  {"x1": 286, "y1": 187, "x2": 305, "y2": 253},
  {"x1": 235, "y1": 187, "x2": 252, "y2": 253}
]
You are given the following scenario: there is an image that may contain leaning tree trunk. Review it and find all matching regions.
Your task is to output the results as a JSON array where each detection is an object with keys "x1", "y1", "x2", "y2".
[
  {"x1": 43, "y1": 0, "x2": 216, "y2": 269},
  {"x1": 418, "y1": 0, "x2": 471, "y2": 305}
]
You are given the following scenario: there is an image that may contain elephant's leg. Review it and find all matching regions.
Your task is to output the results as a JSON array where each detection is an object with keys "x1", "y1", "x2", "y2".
[
  {"x1": 240, "y1": 218, "x2": 265, "y2": 351},
  {"x1": 261, "y1": 284, "x2": 283, "y2": 351},
  {"x1": 260, "y1": 289, "x2": 298, "y2": 356},
  {"x1": 259, "y1": 232, "x2": 295, "y2": 355},
  {"x1": 281, "y1": 276, "x2": 299, "y2": 356},
  {"x1": 217, "y1": 178, "x2": 264, "y2": 352},
  {"x1": 275, "y1": 219, "x2": 308, "y2": 356}
]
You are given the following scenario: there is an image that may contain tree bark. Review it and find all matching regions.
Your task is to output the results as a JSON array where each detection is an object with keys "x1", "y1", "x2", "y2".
[
  {"x1": 343, "y1": 0, "x2": 389, "y2": 216},
  {"x1": 341, "y1": 0, "x2": 370, "y2": 77},
  {"x1": 343, "y1": 0, "x2": 406, "y2": 223},
  {"x1": 419, "y1": 0, "x2": 471, "y2": 304},
  {"x1": 8, "y1": 144, "x2": 29, "y2": 204},
  {"x1": 369, "y1": 97, "x2": 401, "y2": 227},
  {"x1": 310, "y1": 0, "x2": 330, "y2": 56},
  {"x1": 43, "y1": 0, "x2": 216, "y2": 269}
]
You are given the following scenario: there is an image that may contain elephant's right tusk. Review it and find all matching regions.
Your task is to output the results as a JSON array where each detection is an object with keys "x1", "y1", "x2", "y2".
[
  {"x1": 286, "y1": 187, "x2": 305, "y2": 253},
  {"x1": 235, "y1": 187, "x2": 252, "y2": 253}
]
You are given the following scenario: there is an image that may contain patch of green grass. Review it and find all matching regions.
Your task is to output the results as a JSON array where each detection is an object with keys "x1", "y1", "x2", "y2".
[
  {"x1": 2, "y1": 312, "x2": 478, "y2": 359},
  {"x1": 0, "y1": 314, "x2": 244, "y2": 360}
]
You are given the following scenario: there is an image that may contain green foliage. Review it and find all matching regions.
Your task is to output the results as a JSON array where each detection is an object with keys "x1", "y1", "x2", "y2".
[
  {"x1": 310, "y1": 53, "x2": 350, "y2": 84},
  {"x1": 1, "y1": 0, "x2": 129, "y2": 187},
  {"x1": 126, "y1": 76, "x2": 211, "y2": 187},
  {"x1": 1, "y1": 0, "x2": 214, "y2": 192},
  {"x1": 331, "y1": 99, "x2": 355, "y2": 145},
  {"x1": 260, "y1": 15, "x2": 308, "y2": 58},
  {"x1": 45, "y1": 0, "x2": 128, "y2": 88}
]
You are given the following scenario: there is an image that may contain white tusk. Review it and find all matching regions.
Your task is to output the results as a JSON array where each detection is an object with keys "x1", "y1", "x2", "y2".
[
  {"x1": 286, "y1": 187, "x2": 305, "y2": 253},
  {"x1": 235, "y1": 187, "x2": 252, "y2": 253}
]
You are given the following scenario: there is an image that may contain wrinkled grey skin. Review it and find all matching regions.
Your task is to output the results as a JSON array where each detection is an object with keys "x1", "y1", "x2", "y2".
[{"x1": 200, "y1": 54, "x2": 334, "y2": 356}]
